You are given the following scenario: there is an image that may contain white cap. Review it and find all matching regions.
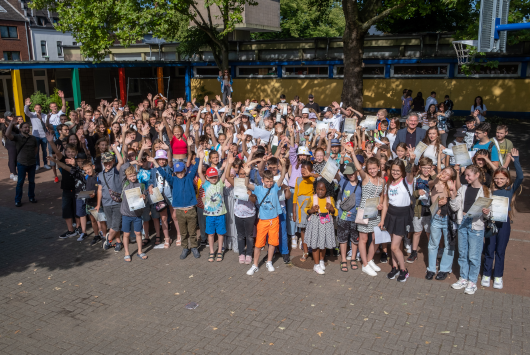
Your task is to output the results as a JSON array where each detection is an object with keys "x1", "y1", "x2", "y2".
[
  {"x1": 302, "y1": 108, "x2": 310, "y2": 114},
  {"x1": 297, "y1": 146, "x2": 310, "y2": 155}
]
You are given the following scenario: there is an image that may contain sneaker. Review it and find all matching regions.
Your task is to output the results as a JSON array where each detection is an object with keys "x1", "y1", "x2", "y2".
[
  {"x1": 200, "y1": 240, "x2": 207, "y2": 247},
  {"x1": 59, "y1": 230, "x2": 77, "y2": 239},
  {"x1": 406, "y1": 251, "x2": 418, "y2": 263},
  {"x1": 362, "y1": 265, "x2": 377, "y2": 277},
  {"x1": 451, "y1": 278, "x2": 468, "y2": 290},
  {"x1": 387, "y1": 267, "x2": 399, "y2": 279},
  {"x1": 266, "y1": 261, "x2": 275, "y2": 272},
  {"x1": 493, "y1": 277, "x2": 503, "y2": 289},
  {"x1": 44, "y1": 164, "x2": 51, "y2": 170},
  {"x1": 114, "y1": 242, "x2": 122, "y2": 252},
  {"x1": 313, "y1": 264, "x2": 325, "y2": 275},
  {"x1": 346, "y1": 250, "x2": 352, "y2": 261},
  {"x1": 180, "y1": 249, "x2": 190, "y2": 260},
  {"x1": 464, "y1": 281, "x2": 477, "y2": 295},
  {"x1": 12, "y1": 175, "x2": 18, "y2": 182},
  {"x1": 291, "y1": 236, "x2": 297, "y2": 249},
  {"x1": 397, "y1": 269, "x2": 409, "y2": 282},
  {"x1": 356, "y1": 251, "x2": 361, "y2": 261},
  {"x1": 102, "y1": 233, "x2": 111, "y2": 250},
  {"x1": 76, "y1": 232, "x2": 87, "y2": 242},
  {"x1": 54, "y1": 176, "x2": 59, "y2": 183},
  {"x1": 481, "y1": 276, "x2": 491, "y2": 288},
  {"x1": 368, "y1": 260, "x2": 381, "y2": 272},
  {"x1": 246, "y1": 265, "x2": 259, "y2": 275},
  {"x1": 435, "y1": 271, "x2": 448, "y2": 281},
  {"x1": 404, "y1": 237, "x2": 412, "y2": 254},
  {"x1": 319, "y1": 260, "x2": 326, "y2": 271},
  {"x1": 191, "y1": 248, "x2": 200, "y2": 258},
  {"x1": 425, "y1": 271, "x2": 435, "y2": 280},
  {"x1": 90, "y1": 234, "x2": 102, "y2": 246},
  {"x1": 245, "y1": 255, "x2": 252, "y2": 265},
  {"x1": 36, "y1": 165, "x2": 40, "y2": 171},
  {"x1": 9, "y1": 173, "x2": 14, "y2": 180},
  {"x1": 333, "y1": 248, "x2": 340, "y2": 257},
  {"x1": 380, "y1": 252, "x2": 388, "y2": 264},
  {"x1": 282, "y1": 254, "x2": 290, "y2": 264},
  {"x1": 239, "y1": 255, "x2": 245, "y2": 264}
]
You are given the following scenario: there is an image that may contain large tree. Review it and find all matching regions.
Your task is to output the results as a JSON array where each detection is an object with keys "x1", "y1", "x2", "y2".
[{"x1": 30, "y1": 0, "x2": 257, "y2": 70}]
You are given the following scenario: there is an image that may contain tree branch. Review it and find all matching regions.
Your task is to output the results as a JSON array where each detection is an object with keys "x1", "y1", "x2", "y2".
[{"x1": 361, "y1": 3, "x2": 407, "y2": 32}]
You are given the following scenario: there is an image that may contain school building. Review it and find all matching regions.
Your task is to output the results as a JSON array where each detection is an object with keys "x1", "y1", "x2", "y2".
[{"x1": 1, "y1": 33, "x2": 529, "y2": 119}]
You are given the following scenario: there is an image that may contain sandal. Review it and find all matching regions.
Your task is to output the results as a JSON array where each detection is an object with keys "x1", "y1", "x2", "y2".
[
  {"x1": 137, "y1": 253, "x2": 148, "y2": 260},
  {"x1": 175, "y1": 237, "x2": 181, "y2": 246},
  {"x1": 340, "y1": 262, "x2": 348, "y2": 272},
  {"x1": 216, "y1": 252, "x2": 224, "y2": 262},
  {"x1": 164, "y1": 240, "x2": 170, "y2": 249},
  {"x1": 124, "y1": 255, "x2": 131, "y2": 262},
  {"x1": 154, "y1": 237, "x2": 161, "y2": 245},
  {"x1": 350, "y1": 260, "x2": 358, "y2": 270},
  {"x1": 208, "y1": 253, "x2": 215, "y2": 262},
  {"x1": 300, "y1": 252, "x2": 308, "y2": 262},
  {"x1": 142, "y1": 238, "x2": 150, "y2": 247}
]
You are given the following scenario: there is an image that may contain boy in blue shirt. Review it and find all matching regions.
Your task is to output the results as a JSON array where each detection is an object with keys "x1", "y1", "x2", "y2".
[{"x1": 473, "y1": 122, "x2": 499, "y2": 169}]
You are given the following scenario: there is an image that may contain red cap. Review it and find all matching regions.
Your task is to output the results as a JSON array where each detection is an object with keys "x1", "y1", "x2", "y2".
[{"x1": 206, "y1": 167, "x2": 219, "y2": 177}]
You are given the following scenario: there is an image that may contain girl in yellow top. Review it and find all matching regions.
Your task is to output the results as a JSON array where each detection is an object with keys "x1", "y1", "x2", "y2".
[
  {"x1": 292, "y1": 161, "x2": 319, "y2": 261},
  {"x1": 304, "y1": 179, "x2": 338, "y2": 275}
]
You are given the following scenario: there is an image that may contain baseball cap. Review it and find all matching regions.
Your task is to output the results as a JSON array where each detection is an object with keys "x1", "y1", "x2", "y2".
[
  {"x1": 206, "y1": 167, "x2": 219, "y2": 177},
  {"x1": 3, "y1": 111, "x2": 13, "y2": 118},
  {"x1": 356, "y1": 155, "x2": 365, "y2": 164},
  {"x1": 454, "y1": 128, "x2": 467, "y2": 137},
  {"x1": 331, "y1": 139, "x2": 341, "y2": 147},
  {"x1": 173, "y1": 161, "x2": 186, "y2": 172},
  {"x1": 343, "y1": 163, "x2": 357, "y2": 175},
  {"x1": 308, "y1": 94, "x2": 314, "y2": 99},
  {"x1": 101, "y1": 152, "x2": 115, "y2": 163}
]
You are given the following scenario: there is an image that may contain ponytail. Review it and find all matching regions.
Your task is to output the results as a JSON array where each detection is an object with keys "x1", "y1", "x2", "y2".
[{"x1": 466, "y1": 164, "x2": 490, "y2": 197}]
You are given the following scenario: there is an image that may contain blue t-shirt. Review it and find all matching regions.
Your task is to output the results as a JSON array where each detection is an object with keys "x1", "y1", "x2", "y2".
[
  {"x1": 473, "y1": 141, "x2": 499, "y2": 162},
  {"x1": 337, "y1": 177, "x2": 362, "y2": 221},
  {"x1": 254, "y1": 184, "x2": 282, "y2": 220}
]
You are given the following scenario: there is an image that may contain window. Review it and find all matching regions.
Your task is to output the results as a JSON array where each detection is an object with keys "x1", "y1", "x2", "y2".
[
  {"x1": 3, "y1": 52, "x2": 20, "y2": 61},
  {"x1": 392, "y1": 64, "x2": 448, "y2": 77},
  {"x1": 193, "y1": 66, "x2": 230, "y2": 78},
  {"x1": 334, "y1": 65, "x2": 384, "y2": 78},
  {"x1": 283, "y1": 65, "x2": 328, "y2": 78},
  {"x1": 94, "y1": 69, "x2": 112, "y2": 99},
  {"x1": 55, "y1": 69, "x2": 73, "y2": 99},
  {"x1": 456, "y1": 63, "x2": 520, "y2": 77},
  {"x1": 175, "y1": 67, "x2": 186, "y2": 77},
  {"x1": 41, "y1": 41, "x2": 47, "y2": 57},
  {"x1": 37, "y1": 17, "x2": 47, "y2": 26},
  {"x1": 33, "y1": 69, "x2": 49, "y2": 95},
  {"x1": 0, "y1": 26, "x2": 17, "y2": 39},
  {"x1": 72, "y1": 42, "x2": 77, "y2": 46},
  {"x1": 57, "y1": 41, "x2": 63, "y2": 56},
  {"x1": 128, "y1": 78, "x2": 140, "y2": 95},
  {"x1": 237, "y1": 66, "x2": 277, "y2": 78}
]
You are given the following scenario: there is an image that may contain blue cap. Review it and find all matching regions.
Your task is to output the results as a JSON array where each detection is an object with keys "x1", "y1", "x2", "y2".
[
  {"x1": 173, "y1": 162, "x2": 186, "y2": 172},
  {"x1": 356, "y1": 155, "x2": 365, "y2": 164},
  {"x1": 331, "y1": 139, "x2": 341, "y2": 147}
]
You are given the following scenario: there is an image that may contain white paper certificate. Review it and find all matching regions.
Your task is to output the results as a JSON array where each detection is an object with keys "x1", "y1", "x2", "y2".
[
  {"x1": 88, "y1": 208, "x2": 100, "y2": 221},
  {"x1": 203, "y1": 149, "x2": 210, "y2": 165},
  {"x1": 363, "y1": 197, "x2": 380, "y2": 219},
  {"x1": 491, "y1": 196, "x2": 509, "y2": 222},
  {"x1": 315, "y1": 122, "x2": 329, "y2": 135},
  {"x1": 149, "y1": 187, "x2": 164, "y2": 204},
  {"x1": 321, "y1": 159, "x2": 339, "y2": 183},
  {"x1": 413, "y1": 141, "x2": 428, "y2": 165},
  {"x1": 125, "y1": 187, "x2": 146, "y2": 211},
  {"x1": 430, "y1": 196, "x2": 439, "y2": 217},
  {"x1": 452, "y1": 144, "x2": 472, "y2": 166},
  {"x1": 360, "y1": 116, "x2": 377, "y2": 131},
  {"x1": 233, "y1": 178, "x2": 249, "y2": 201},
  {"x1": 77, "y1": 190, "x2": 95, "y2": 199},
  {"x1": 465, "y1": 197, "x2": 492, "y2": 219},
  {"x1": 344, "y1": 117, "x2": 356, "y2": 133}
]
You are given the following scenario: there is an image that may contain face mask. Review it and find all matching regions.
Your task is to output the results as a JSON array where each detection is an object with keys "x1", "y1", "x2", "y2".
[{"x1": 280, "y1": 99, "x2": 286, "y2": 103}]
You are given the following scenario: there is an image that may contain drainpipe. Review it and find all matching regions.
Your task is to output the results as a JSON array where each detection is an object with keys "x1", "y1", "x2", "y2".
[
  {"x1": 326, "y1": 38, "x2": 330, "y2": 59},
  {"x1": 435, "y1": 33, "x2": 440, "y2": 56},
  {"x1": 420, "y1": 35, "x2": 424, "y2": 58},
  {"x1": 24, "y1": 22, "x2": 31, "y2": 60}
]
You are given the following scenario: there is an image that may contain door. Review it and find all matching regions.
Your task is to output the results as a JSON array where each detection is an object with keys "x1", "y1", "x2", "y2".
[{"x1": 0, "y1": 74, "x2": 14, "y2": 117}]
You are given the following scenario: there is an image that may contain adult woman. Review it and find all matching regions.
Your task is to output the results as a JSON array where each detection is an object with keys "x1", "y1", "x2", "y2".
[
  {"x1": 411, "y1": 92, "x2": 425, "y2": 112},
  {"x1": 217, "y1": 69, "x2": 233, "y2": 105},
  {"x1": 421, "y1": 127, "x2": 445, "y2": 167},
  {"x1": 449, "y1": 164, "x2": 491, "y2": 295},
  {"x1": 109, "y1": 122, "x2": 122, "y2": 145},
  {"x1": 436, "y1": 102, "x2": 451, "y2": 146},
  {"x1": 378, "y1": 159, "x2": 414, "y2": 282},
  {"x1": 482, "y1": 149, "x2": 523, "y2": 289},
  {"x1": 351, "y1": 153, "x2": 384, "y2": 277},
  {"x1": 402, "y1": 90, "x2": 413, "y2": 116},
  {"x1": 471, "y1": 96, "x2": 487, "y2": 122},
  {"x1": 386, "y1": 118, "x2": 399, "y2": 151}
]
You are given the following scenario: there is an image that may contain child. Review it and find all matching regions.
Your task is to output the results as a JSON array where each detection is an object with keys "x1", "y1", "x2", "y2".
[
  {"x1": 446, "y1": 128, "x2": 467, "y2": 167},
  {"x1": 473, "y1": 122, "x2": 500, "y2": 169},
  {"x1": 463, "y1": 116, "x2": 476, "y2": 150},
  {"x1": 244, "y1": 158, "x2": 287, "y2": 275},
  {"x1": 81, "y1": 160, "x2": 106, "y2": 246},
  {"x1": 121, "y1": 164, "x2": 148, "y2": 262},
  {"x1": 148, "y1": 149, "x2": 173, "y2": 249},
  {"x1": 491, "y1": 125, "x2": 513, "y2": 168}
]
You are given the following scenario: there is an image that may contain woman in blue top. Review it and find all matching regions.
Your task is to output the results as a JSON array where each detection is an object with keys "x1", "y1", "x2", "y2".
[
  {"x1": 217, "y1": 69, "x2": 233, "y2": 105},
  {"x1": 482, "y1": 148, "x2": 523, "y2": 290}
]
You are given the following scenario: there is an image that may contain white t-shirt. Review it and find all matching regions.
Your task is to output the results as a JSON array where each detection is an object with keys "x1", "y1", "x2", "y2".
[
  {"x1": 48, "y1": 110, "x2": 65, "y2": 125},
  {"x1": 273, "y1": 173, "x2": 289, "y2": 208},
  {"x1": 471, "y1": 104, "x2": 487, "y2": 122},
  {"x1": 423, "y1": 144, "x2": 441, "y2": 165},
  {"x1": 386, "y1": 179, "x2": 413, "y2": 207}
]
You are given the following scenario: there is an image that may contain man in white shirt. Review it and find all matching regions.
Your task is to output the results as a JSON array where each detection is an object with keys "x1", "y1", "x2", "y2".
[
  {"x1": 24, "y1": 97, "x2": 51, "y2": 170},
  {"x1": 425, "y1": 91, "x2": 437, "y2": 112},
  {"x1": 47, "y1": 90, "x2": 67, "y2": 126}
]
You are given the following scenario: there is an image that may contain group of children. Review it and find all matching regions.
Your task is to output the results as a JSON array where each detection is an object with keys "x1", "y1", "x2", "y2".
[{"x1": 27, "y1": 93, "x2": 521, "y2": 294}]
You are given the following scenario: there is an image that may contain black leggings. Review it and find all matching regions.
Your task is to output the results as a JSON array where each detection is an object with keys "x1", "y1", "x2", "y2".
[
  {"x1": 235, "y1": 215, "x2": 256, "y2": 256},
  {"x1": 5, "y1": 143, "x2": 17, "y2": 175}
]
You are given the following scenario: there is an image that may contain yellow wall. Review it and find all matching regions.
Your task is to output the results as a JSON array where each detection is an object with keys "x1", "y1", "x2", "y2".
[{"x1": 191, "y1": 78, "x2": 530, "y2": 112}]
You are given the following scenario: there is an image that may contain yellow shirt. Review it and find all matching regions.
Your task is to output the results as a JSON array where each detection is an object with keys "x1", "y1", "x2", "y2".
[
  {"x1": 304, "y1": 196, "x2": 338, "y2": 216},
  {"x1": 293, "y1": 177, "x2": 315, "y2": 222}
]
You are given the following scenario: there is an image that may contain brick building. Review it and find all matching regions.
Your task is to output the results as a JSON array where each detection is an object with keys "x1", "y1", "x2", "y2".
[{"x1": 0, "y1": 0, "x2": 30, "y2": 61}]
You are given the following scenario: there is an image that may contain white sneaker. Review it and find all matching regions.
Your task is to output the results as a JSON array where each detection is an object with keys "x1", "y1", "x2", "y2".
[
  {"x1": 481, "y1": 276, "x2": 491, "y2": 288},
  {"x1": 404, "y1": 238, "x2": 412, "y2": 254},
  {"x1": 44, "y1": 164, "x2": 51, "y2": 170},
  {"x1": 319, "y1": 260, "x2": 326, "y2": 271},
  {"x1": 291, "y1": 236, "x2": 297, "y2": 249},
  {"x1": 36, "y1": 165, "x2": 40, "y2": 171},
  {"x1": 451, "y1": 278, "x2": 468, "y2": 290},
  {"x1": 246, "y1": 265, "x2": 259, "y2": 275},
  {"x1": 362, "y1": 265, "x2": 377, "y2": 276},
  {"x1": 464, "y1": 281, "x2": 477, "y2": 295},
  {"x1": 368, "y1": 260, "x2": 381, "y2": 272},
  {"x1": 76, "y1": 233, "x2": 87, "y2": 242},
  {"x1": 266, "y1": 261, "x2": 275, "y2": 272},
  {"x1": 12, "y1": 175, "x2": 18, "y2": 182},
  {"x1": 313, "y1": 264, "x2": 325, "y2": 275},
  {"x1": 299, "y1": 239, "x2": 303, "y2": 250},
  {"x1": 9, "y1": 173, "x2": 14, "y2": 180},
  {"x1": 356, "y1": 251, "x2": 361, "y2": 261},
  {"x1": 346, "y1": 250, "x2": 352, "y2": 261},
  {"x1": 493, "y1": 277, "x2": 503, "y2": 289}
]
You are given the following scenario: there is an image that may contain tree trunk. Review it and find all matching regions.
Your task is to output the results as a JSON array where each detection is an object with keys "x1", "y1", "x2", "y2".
[
  {"x1": 211, "y1": 35, "x2": 230, "y2": 72},
  {"x1": 341, "y1": 28, "x2": 365, "y2": 112}
]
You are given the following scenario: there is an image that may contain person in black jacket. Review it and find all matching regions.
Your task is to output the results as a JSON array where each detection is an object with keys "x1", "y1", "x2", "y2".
[
  {"x1": 305, "y1": 94, "x2": 320, "y2": 113},
  {"x1": 391, "y1": 113, "x2": 427, "y2": 152}
]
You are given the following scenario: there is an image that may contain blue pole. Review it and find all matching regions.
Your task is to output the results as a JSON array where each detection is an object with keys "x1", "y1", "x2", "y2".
[
  {"x1": 185, "y1": 65, "x2": 191, "y2": 102},
  {"x1": 495, "y1": 18, "x2": 530, "y2": 40}
]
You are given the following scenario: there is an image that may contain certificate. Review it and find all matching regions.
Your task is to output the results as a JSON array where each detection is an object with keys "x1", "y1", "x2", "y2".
[
  {"x1": 315, "y1": 121, "x2": 329, "y2": 135},
  {"x1": 77, "y1": 190, "x2": 94, "y2": 199},
  {"x1": 491, "y1": 196, "x2": 509, "y2": 222},
  {"x1": 360, "y1": 116, "x2": 377, "y2": 131},
  {"x1": 413, "y1": 141, "x2": 428, "y2": 165},
  {"x1": 373, "y1": 226, "x2": 391, "y2": 244},
  {"x1": 320, "y1": 159, "x2": 339, "y2": 183},
  {"x1": 124, "y1": 187, "x2": 146, "y2": 211},
  {"x1": 233, "y1": 178, "x2": 249, "y2": 201},
  {"x1": 363, "y1": 197, "x2": 380, "y2": 219},
  {"x1": 149, "y1": 187, "x2": 164, "y2": 204},
  {"x1": 452, "y1": 144, "x2": 472, "y2": 166},
  {"x1": 276, "y1": 113, "x2": 282, "y2": 122},
  {"x1": 271, "y1": 135, "x2": 279, "y2": 148},
  {"x1": 203, "y1": 149, "x2": 210, "y2": 165},
  {"x1": 88, "y1": 208, "x2": 100, "y2": 221},
  {"x1": 344, "y1": 117, "x2": 356, "y2": 133},
  {"x1": 442, "y1": 148, "x2": 454, "y2": 157},
  {"x1": 465, "y1": 197, "x2": 492, "y2": 219},
  {"x1": 430, "y1": 196, "x2": 439, "y2": 217}
]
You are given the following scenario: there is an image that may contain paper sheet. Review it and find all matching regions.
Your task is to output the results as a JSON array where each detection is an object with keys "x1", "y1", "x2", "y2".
[
  {"x1": 149, "y1": 187, "x2": 164, "y2": 204},
  {"x1": 244, "y1": 127, "x2": 272, "y2": 143},
  {"x1": 452, "y1": 144, "x2": 472, "y2": 166},
  {"x1": 77, "y1": 190, "x2": 95, "y2": 199},
  {"x1": 124, "y1": 187, "x2": 146, "y2": 211},
  {"x1": 343, "y1": 117, "x2": 356, "y2": 133},
  {"x1": 233, "y1": 178, "x2": 249, "y2": 201},
  {"x1": 203, "y1": 149, "x2": 210, "y2": 165},
  {"x1": 465, "y1": 197, "x2": 492, "y2": 219},
  {"x1": 88, "y1": 208, "x2": 100, "y2": 221},
  {"x1": 320, "y1": 159, "x2": 339, "y2": 183},
  {"x1": 315, "y1": 122, "x2": 329, "y2": 136},
  {"x1": 373, "y1": 226, "x2": 391, "y2": 244},
  {"x1": 491, "y1": 196, "x2": 509, "y2": 222},
  {"x1": 360, "y1": 116, "x2": 377, "y2": 131},
  {"x1": 413, "y1": 141, "x2": 428, "y2": 165},
  {"x1": 363, "y1": 197, "x2": 380, "y2": 219}
]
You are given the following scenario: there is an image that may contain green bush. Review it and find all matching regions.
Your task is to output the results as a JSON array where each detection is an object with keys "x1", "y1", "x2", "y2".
[{"x1": 29, "y1": 88, "x2": 70, "y2": 114}]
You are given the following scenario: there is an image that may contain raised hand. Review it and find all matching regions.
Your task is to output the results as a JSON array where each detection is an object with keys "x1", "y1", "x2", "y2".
[
  {"x1": 58, "y1": 90, "x2": 64, "y2": 98},
  {"x1": 216, "y1": 95, "x2": 221, "y2": 102},
  {"x1": 147, "y1": 93, "x2": 152, "y2": 100},
  {"x1": 159, "y1": 142, "x2": 169, "y2": 150},
  {"x1": 204, "y1": 95, "x2": 208, "y2": 103},
  {"x1": 25, "y1": 97, "x2": 31, "y2": 106},
  {"x1": 511, "y1": 148, "x2": 519, "y2": 157},
  {"x1": 187, "y1": 136, "x2": 194, "y2": 145}
]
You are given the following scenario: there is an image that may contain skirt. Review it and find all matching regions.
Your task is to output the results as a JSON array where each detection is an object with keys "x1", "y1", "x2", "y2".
[
  {"x1": 383, "y1": 205, "x2": 413, "y2": 238},
  {"x1": 296, "y1": 197, "x2": 310, "y2": 229},
  {"x1": 304, "y1": 215, "x2": 337, "y2": 249}
]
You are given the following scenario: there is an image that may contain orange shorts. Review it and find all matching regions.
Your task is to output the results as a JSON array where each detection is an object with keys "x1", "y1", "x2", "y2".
[{"x1": 255, "y1": 217, "x2": 280, "y2": 248}]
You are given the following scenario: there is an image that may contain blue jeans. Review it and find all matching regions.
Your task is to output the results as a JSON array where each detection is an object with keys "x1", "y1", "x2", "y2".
[
  {"x1": 457, "y1": 218, "x2": 484, "y2": 283},
  {"x1": 35, "y1": 136, "x2": 48, "y2": 166},
  {"x1": 483, "y1": 221, "x2": 510, "y2": 278},
  {"x1": 15, "y1": 163, "x2": 36, "y2": 203},
  {"x1": 286, "y1": 188, "x2": 296, "y2": 236},
  {"x1": 427, "y1": 214, "x2": 454, "y2": 273},
  {"x1": 279, "y1": 207, "x2": 289, "y2": 255}
]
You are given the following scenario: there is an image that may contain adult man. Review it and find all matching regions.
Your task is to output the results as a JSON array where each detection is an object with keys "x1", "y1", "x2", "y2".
[
  {"x1": 425, "y1": 91, "x2": 437, "y2": 112},
  {"x1": 5, "y1": 116, "x2": 38, "y2": 207},
  {"x1": 305, "y1": 94, "x2": 320, "y2": 113},
  {"x1": 24, "y1": 98, "x2": 51, "y2": 171},
  {"x1": 392, "y1": 113, "x2": 426, "y2": 151}
]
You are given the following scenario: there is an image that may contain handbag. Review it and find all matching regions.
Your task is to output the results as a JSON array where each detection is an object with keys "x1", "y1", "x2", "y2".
[
  {"x1": 102, "y1": 169, "x2": 122, "y2": 203},
  {"x1": 355, "y1": 208, "x2": 368, "y2": 224},
  {"x1": 339, "y1": 182, "x2": 358, "y2": 212},
  {"x1": 155, "y1": 200, "x2": 167, "y2": 211}
]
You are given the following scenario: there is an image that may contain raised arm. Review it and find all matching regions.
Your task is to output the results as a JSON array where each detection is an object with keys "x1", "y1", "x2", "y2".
[
  {"x1": 162, "y1": 111, "x2": 174, "y2": 141},
  {"x1": 243, "y1": 164, "x2": 255, "y2": 191},
  {"x1": 46, "y1": 131, "x2": 63, "y2": 160},
  {"x1": 5, "y1": 117, "x2": 15, "y2": 141},
  {"x1": 197, "y1": 150, "x2": 206, "y2": 183},
  {"x1": 113, "y1": 142, "x2": 124, "y2": 171},
  {"x1": 58, "y1": 90, "x2": 66, "y2": 113},
  {"x1": 277, "y1": 157, "x2": 287, "y2": 188}
]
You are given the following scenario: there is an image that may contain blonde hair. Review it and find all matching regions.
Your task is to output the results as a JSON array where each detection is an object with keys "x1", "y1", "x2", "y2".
[
  {"x1": 125, "y1": 165, "x2": 137, "y2": 177},
  {"x1": 378, "y1": 109, "x2": 388, "y2": 117}
]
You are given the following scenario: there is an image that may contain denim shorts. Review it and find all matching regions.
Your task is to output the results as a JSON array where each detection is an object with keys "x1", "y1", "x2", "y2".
[
  {"x1": 76, "y1": 199, "x2": 87, "y2": 217},
  {"x1": 122, "y1": 215, "x2": 143, "y2": 233},
  {"x1": 205, "y1": 214, "x2": 227, "y2": 235}
]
